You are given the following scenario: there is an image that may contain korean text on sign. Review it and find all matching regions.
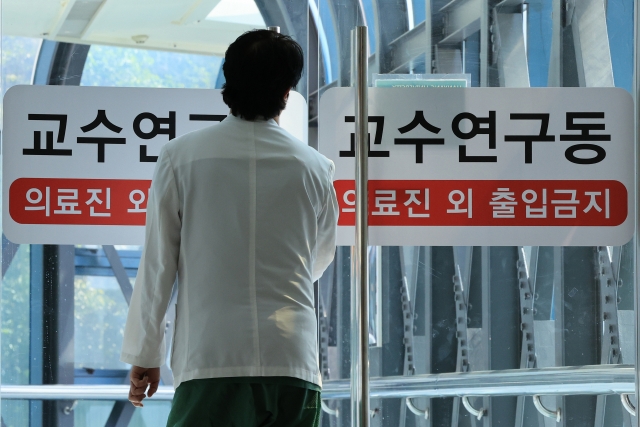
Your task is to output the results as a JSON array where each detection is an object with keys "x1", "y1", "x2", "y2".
[
  {"x1": 10, "y1": 178, "x2": 152, "y2": 225},
  {"x1": 338, "y1": 111, "x2": 611, "y2": 166},
  {"x1": 334, "y1": 180, "x2": 626, "y2": 227}
]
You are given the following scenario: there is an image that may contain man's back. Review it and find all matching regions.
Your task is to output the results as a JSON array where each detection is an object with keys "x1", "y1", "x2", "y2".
[
  {"x1": 121, "y1": 114, "x2": 337, "y2": 390},
  {"x1": 123, "y1": 30, "x2": 335, "y2": 426}
]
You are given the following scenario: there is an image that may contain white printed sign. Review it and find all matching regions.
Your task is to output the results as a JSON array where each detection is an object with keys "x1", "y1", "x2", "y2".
[
  {"x1": 3, "y1": 85, "x2": 308, "y2": 244},
  {"x1": 319, "y1": 87, "x2": 634, "y2": 246}
]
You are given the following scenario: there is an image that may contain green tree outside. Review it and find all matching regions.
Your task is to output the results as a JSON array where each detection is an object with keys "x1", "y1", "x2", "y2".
[{"x1": 81, "y1": 44, "x2": 222, "y2": 89}]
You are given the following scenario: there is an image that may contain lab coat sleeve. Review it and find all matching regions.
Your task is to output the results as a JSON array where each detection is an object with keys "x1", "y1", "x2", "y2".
[
  {"x1": 312, "y1": 161, "x2": 339, "y2": 282},
  {"x1": 120, "y1": 146, "x2": 181, "y2": 368}
]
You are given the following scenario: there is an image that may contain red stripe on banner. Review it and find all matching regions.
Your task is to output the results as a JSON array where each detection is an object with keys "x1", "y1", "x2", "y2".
[
  {"x1": 334, "y1": 180, "x2": 627, "y2": 226},
  {"x1": 10, "y1": 178, "x2": 152, "y2": 225}
]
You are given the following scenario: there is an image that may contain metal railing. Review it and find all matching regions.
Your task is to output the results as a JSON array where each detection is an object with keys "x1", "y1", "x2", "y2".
[{"x1": 1, "y1": 365, "x2": 633, "y2": 401}]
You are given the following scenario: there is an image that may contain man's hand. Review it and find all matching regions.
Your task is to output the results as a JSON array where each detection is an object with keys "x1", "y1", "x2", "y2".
[{"x1": 128, "y1": 366, "x2": 160, "y2": 407}]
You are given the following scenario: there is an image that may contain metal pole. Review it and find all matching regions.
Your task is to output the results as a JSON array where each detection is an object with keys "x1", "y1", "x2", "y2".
[
  {"x1": 351, "y1": 25, "x2": 369, "y2": 427},
  {"x1": 634, "y1": 0, "x2": 639, "y2": 412},
  {"x1": 267, "y1": 26, "x2": 280, "y2": 33}
]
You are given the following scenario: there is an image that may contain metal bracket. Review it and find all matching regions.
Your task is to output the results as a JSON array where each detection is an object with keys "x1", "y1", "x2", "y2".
[
  {"x1": 453, "y1": 267, "x2": 470, "y2": 372},
  {"x1": 401, "y1": 275, "x2": 416, "y2": 375},
  {"x1": 63, "y1": 400, "x2": 78, "y2": 415},
  {"x1": 400, "y1": 248, "x2": 431, "y2": 424},
  {"x1": 462, "y1": 396, "x2": 486, "y2": 420},
  {"x1": 563, "y1": 0, "x2": 576, "y2": 27},
  {"x1": 533, "y1": 395, "x2": 561, "y2": 422},
  {"x1": 495, "y1": 0, "x2": 529, "y2": 10},
  {"x1": 597, "y1": 246, "x2": 621, "y2": 364},
  {"x1": 621, "y1": 394, "x2": 636, "y2": 416},
  {"x1": 490, "y1": 0, "x2": 529, "y2": 66},
  {"x1": 406, "y1": 398, "x2": 429, "y2": 419},
  {"x1": 321, "y1": 400, "x2": 339, "y2": 417},
  {"x1": 517, "y1": 250, "x2": 537, "y2": 369},
  {"x1": 515, "y1": 248, "x2": 539, "y2": 424},
  {"x1": 490, "y1": 9, "x2": 501, "y2": 66}
]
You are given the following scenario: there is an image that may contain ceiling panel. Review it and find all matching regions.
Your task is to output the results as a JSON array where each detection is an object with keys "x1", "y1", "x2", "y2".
[
  {"x1": 3, "y1": 0, "x2": 266, "y2": 56},
  {"x1": 3, "y1": 0, "x2": 67, "y2": 37}
]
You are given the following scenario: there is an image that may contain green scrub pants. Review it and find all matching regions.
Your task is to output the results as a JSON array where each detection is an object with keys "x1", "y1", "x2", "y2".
[{"x1": 166, "y1": 377, "x2": 321, "y2": 427}]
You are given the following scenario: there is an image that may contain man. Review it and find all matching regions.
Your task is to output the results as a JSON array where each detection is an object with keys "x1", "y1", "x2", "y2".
[{"x1": 120, "y1": 29, "x2": 338, "y2": 426}]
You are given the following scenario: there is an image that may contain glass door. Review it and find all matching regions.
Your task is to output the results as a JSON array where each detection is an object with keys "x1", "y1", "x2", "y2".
[
  {"x1": 1, "y1": 2, "x2": 309, "y2": 426},
  {"x1": 314, "y1": 1, "x2": 638, "y2": 426}
]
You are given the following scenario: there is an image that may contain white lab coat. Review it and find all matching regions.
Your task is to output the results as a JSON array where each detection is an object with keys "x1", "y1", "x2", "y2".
[{"x1": 120, "y1": 114, "x2": 338, "y2": 389}]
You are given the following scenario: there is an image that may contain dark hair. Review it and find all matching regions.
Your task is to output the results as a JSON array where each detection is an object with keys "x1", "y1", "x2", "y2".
[{"x1": 222, "y1": 30, "x2": 304, "y2": 120}]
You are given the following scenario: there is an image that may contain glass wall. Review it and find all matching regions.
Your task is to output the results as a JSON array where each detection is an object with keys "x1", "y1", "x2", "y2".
[
  {"x1": 314, "y1": 0, "x2": 637, "y2": 426},
  {"x1": 1, "y1": 0, "x2": 637, "y2": 426},
  {"x1": 1, "y1": 35, "x2": 41, "y2": 427},
  {"x1": 1, "y1": 0, "x2": 311, "y2": 426}
]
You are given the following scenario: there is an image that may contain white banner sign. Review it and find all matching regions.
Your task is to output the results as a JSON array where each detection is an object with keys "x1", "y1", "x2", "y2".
[
  {"x1": 3, "y1": 85, "x2": 307, "y2": 244},
  {"x1": 319, "y1": 87, "x2": 634, "y2": 246}
]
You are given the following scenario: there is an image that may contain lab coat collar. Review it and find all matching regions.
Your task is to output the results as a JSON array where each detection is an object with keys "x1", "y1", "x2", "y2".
[{"x1": 227, "y1": 113, "x2": 277, "y2": 125}]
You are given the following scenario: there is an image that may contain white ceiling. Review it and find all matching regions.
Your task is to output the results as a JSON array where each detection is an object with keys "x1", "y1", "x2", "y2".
[{"x1": 3, "y1": 0, "x2": 266, "y2": 56}]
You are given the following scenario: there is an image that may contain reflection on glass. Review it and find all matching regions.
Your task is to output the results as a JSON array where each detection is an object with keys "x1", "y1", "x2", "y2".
[
  {"x1": 73, "y1": 401, "x2": 115, "y2": 427},
  {"x1": 1, "y1": 245, "x2": 31, "y2": 427},
  {"x1": 1, "y1": 35, "x2": 41, "y2": 427},
  {"x1": 128, "y1": 401, "x2": 172, "y2": 426},
  {"x1": 1, "y1": 36, "x2": 40, "y2": 95},
  {"x1": 81, "y1": 46, "x2": 223, "y2": 89},
  {"x1": 74, "y1": 275, "x2": 128, "y2": 371}
]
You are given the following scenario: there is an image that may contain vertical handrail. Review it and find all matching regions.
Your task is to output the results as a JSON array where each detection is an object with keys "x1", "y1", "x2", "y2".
[
  {"x1": 351, "y1": 25, "x2": 369, "y2": 427},
  {"x1": 635, "y1": 0, "x2": 640, "y2": 413}
]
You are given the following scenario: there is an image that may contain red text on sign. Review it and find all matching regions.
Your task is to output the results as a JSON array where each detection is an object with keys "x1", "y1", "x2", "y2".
[{"x1": 334, "y1": 180, "x2": 626, "y2": 226}]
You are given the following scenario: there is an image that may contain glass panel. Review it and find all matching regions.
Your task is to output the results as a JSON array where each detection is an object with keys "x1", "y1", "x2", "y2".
[
  {"x1": 1, "y1": 36, "x2": 41, "y2": 106},
  {"x1": 81, "y1": 46, "x2": 224, "y2": 89},
  {"x1": 315, "y1": 0, "x2": 637, "y2": 426},
  {"x1": 1, "y1": 34, "x2": 41, "y2": 427},
  {"x1": 2, "y1": 1, "x2": 309, "y2": 426},
  {"x1": 74, "y1": 275, "x2": 129, "y2": 371},
  {"x1": 127, "y1": 401, "x2": 172, "y2": 426},
  {"x1": 73, "y1": 244, "x2": 140, "y2": 379},
  {"x1": 1, "y1": 245, "x2": 31, "y2": 427},
  {"x1": 1, "y1": 0, "x2": 636, "y2": 425},
  {"x1": 73, "y1": 401, "x2": 115, "y2": 427}
]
